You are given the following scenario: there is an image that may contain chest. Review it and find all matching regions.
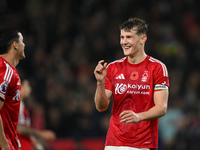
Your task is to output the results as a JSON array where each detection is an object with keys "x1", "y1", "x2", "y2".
[{"x1": 111, "y1": 64, "x2": 154, "y2": 94}]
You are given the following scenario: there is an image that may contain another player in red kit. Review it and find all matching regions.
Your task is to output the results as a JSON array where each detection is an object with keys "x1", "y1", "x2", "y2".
[
  {"x1": 0, "y1": 28, "x2": 25, "y2": 150},
  {"x1": 94, "y1": 18, "x2": 169, "y2": 150},
  {"x1": 17, "y1": 80, "x2": 56, "y2": 150}
]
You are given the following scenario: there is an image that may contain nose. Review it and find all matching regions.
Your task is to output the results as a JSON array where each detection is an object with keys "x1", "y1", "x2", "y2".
[{"x1": 121, "y1": 38, "x2": 128, "y2": 45}]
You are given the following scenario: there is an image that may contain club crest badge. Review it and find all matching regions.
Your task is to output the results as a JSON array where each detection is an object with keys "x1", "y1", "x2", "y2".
[{"x1": 141, "y1": 71, "x2": 148, "y2": 82}]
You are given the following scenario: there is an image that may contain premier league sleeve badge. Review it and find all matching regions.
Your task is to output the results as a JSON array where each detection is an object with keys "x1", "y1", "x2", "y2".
[{"x1": 0, "y1": 81, "x2": 8, "y2": 93}]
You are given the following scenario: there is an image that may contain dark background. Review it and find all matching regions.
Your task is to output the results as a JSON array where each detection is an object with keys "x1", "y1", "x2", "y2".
[{"x1": 1, "y1": 0, "x2": 200, "y2": 149}]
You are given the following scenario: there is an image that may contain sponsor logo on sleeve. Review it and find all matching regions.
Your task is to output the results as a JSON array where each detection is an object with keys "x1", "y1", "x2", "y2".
[{"x1": 0, "y1": 81, "x2": 8, "y2": 93}]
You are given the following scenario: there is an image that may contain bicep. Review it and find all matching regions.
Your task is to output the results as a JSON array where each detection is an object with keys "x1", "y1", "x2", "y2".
[
  {"x1": 153, "y1": 90, "x2": 169, "y2": 109},
  {"x1": 105, "y1": 89, "x2": 112, "y2": 101}
]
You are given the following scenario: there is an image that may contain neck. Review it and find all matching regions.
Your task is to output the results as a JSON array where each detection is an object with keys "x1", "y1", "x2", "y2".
[
  {"x1": 0, "y1": 52, "x2": 19, "y2": 67},
  {"x1": 128, "y1": 52, "x2": 147, "y2": 64}
]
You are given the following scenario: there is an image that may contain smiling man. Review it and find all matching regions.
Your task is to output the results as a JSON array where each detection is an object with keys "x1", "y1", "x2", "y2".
[
  {"x1": 94, "y1": 18, "x2": 169, "y2": 150},
  {"x1": 0, "y1": 28, "x2": 25, "y2": 150}
]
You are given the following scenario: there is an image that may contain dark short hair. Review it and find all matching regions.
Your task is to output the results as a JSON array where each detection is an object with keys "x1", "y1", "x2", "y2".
[
  {"x1": 120, "y1": 17, "x2": 148, "y2": 35},
  {"x1": 0, "y1": 28, "x2": 19, "y2": 54}
]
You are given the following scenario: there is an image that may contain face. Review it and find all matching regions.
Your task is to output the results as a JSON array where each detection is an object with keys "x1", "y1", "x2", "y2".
[
  {"x1": 120, "y1": 29, "x2": 146, "y2": 57},
  {"x1": 16, "y1": 32, "x2": 25, "y2": 60}
]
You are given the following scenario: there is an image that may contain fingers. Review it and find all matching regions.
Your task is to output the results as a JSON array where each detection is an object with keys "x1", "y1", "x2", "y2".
[
  {"x1": 119, "y1": 110, "x2": 130, "y2": 117},
  {"x1": 120, "y1": 110, "x2": 132, "y2": 123},
  {"x1": 98, "y1": 60, "x2": 105, "y2": 65},
  {"x1": 95, "y1": 60, "x2": 107, "y2": 74},
  {"x1": 98, "y1": 60, "x2": 107, "y2": 69},
  {"x1": 103, "y1": 62, "x2": 108, "y2": 68},
  {"x1": 39, "y1": 130, "x2": 56, "y2": 141},
  {"x1": 120, "y1": 110, "x2": 140, "y2": 123}
]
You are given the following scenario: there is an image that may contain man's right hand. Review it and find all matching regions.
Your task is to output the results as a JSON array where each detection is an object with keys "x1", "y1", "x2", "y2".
[{"x1": 94, "y1": 60, "x2": 107, "y2": 83}]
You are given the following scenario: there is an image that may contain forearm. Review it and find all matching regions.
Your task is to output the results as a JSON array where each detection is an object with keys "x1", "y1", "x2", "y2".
[
  {"x1": 139, "y1": 90, "x2": 168, "y2": 122},
  {"x1": 138, "y1": 104, "x2": 167, "y2": 121},
  {"x1": 0, "y1": 116, "x2": 9, "y2": 148},
  {"x1": 17, "y1": 125, "x2": 39, "y2": 138},
  {"x1": 94, "y1": 81, "x2": 110, "y2": 112}
]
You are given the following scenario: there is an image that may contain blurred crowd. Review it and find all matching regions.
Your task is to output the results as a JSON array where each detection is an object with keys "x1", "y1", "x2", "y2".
[{"x1": 0, "y1": 0, "x2": 200, "y2": 150}]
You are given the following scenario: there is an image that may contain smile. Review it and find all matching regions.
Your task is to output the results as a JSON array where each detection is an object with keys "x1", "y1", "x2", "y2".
[{"x1": 124, "y1": 46, "x2": 131, "y2": 49}]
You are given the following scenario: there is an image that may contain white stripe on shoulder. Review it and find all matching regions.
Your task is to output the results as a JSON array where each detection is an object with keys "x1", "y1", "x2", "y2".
[
  {"x1": 149, "y1": 57, "x2": 168, "y2": 77},
  {"x1": 3, "y1": 61, "x2": 13, "y2": 82},
  {"x1": 106, "y1": 57, "x2": 126, "y2": 68}
]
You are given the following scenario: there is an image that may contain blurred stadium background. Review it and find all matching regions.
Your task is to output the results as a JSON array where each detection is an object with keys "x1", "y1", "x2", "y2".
[{"x1": 1, "y1": 0, "x2": 200, "y2": 149}]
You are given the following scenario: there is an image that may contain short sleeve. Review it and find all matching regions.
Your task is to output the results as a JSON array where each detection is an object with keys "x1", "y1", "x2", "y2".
[
  {"x1": 0, "y1": 63, "x2": 13, "y2": 101},
  {"x1": 153, "y1": 63, "x2": 169, "y2": 91},
  {"x1": 105, "y1": 64, "x2": 112, "y2": 91},
  {"x1": 0, "y1": 66, "x2": 8, "y2": 100}
]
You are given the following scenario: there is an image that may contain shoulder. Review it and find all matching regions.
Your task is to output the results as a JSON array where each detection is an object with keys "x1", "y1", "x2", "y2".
[
  {"x1": 147, "y1": 56, "x2": 167, "y2": 69},
  {"x1": 0, "y1": 60, "x2": 14, "y2": 82},
  {"x1": 107, "y1": 57, "x2": 127, "y2": 68},
  {"x1": 148, "y1": 56, "x2": 165, "y2": 65},
  {"x1": 0, "y1": 59, "x2": 7, "y2": 72},
  {"x1": 0, "y1": 57, "x2": 5, "y2": 67},
  {"x1": 148, "y1": 56, "x2": 168, "y2": 77}
]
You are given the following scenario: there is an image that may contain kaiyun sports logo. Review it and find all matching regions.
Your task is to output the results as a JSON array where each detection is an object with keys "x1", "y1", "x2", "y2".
[{"x1": 115, "y1": 83, "x2": 150, "y2": 94}]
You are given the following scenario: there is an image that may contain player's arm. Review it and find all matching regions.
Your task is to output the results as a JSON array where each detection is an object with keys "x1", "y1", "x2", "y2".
[
  {"x1": 94, "y1": 60, "x2": 112, "y2": 112},
  {"x1": 17, "y1": 124, "x2": 45, "y2": 150},
  {"x1": 17, "y1": 125, "x2": 55, "y2": 141},
  {"x1": 0, "y1": 98, "x2": 10, "y2": 150},
  {"x1": 120, "y1": 90, "x2": 168, "y2": 123},
  {"x1": 17, "y1": 125, "x2": 40, "y2": 138},
  {"x1": 30, "y1": 135, "x2": 44, "y2": 150},
  {"x1": 95, "y1": 87, "x2": 112, "y2": 112},
  {"x1": 138, "y1": 90, "x2": 168, "y2": 121}
]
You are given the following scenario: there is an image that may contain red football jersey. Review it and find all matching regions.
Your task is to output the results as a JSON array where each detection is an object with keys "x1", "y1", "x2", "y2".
[
  {"x1": 18, "y1": 101, "x2": 33, "y2": 150},
  {"x1": 0, "y1": 57, "x2": 21, "y2": 150},
  {"x1": 105, "y1": 56, "x2": 169, "y2": 149}
]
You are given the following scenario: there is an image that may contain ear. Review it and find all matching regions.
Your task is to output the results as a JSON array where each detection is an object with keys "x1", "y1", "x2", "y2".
[
  {"x1": 140, "y1": 35, "x2": 147, "y2": 44},
  {"x1": 12, "y1": 41, "x2": 18, "y2": 49}
]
